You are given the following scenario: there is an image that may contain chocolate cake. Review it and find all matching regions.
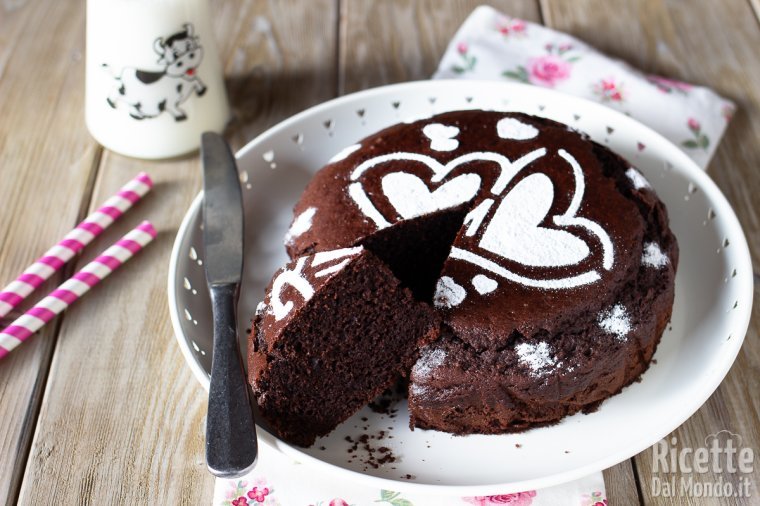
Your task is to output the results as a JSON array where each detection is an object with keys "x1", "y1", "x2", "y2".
[
  {"x1": 251, "y1": 110, "x2": 678, "y2": 446},
  {"x1": 249, "y1": 246, "x2": 439, "y2": 447}
]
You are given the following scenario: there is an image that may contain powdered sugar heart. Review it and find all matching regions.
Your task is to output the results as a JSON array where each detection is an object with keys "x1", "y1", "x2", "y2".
[
  {"x1": 479, "y1": 173, "x2": 590, "y2": 267},
  {"x1": 497, "y1": 117, "x2": 539, "y2": 140},
  {"x1": 433, "y1": 276, "x2": 466, "y2": 308},
  {"x1": 382, "y1": 172, "x2": 480, "y2": 219},
  {"x1": 422, "y1": 123, "x2": 460, "y2": 151}
]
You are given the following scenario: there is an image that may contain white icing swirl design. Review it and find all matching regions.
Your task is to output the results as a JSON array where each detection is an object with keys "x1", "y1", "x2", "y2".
[
  {"x1": 382, "y1": 172, "x2": 480, "y2": 220},
  {"x1": 269, "y1": 247, "x2": 363, "y2": 321},
  {"x1": 479, "y1": 173, "x2": 591, "y2": 267},
  {"x1": 345, "y1": 116, "x2": 617, "y2": 295},
  {"x1": 270, "y1": 257, "x2": 315, "y2": 321},
  {"x1": 284, "y1": 207, "x2": 316, "y2": 245}
]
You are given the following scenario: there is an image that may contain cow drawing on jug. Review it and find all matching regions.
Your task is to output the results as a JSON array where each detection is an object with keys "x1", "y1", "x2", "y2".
[{"x1": 102, "y1": 23, "x2": 207, "y2": 121}]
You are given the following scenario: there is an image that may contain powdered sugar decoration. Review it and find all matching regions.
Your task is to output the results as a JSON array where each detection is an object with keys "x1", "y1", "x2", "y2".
[
  {"x1": 269, "y1": 247, "x2": 363, "y2": 320},
  {"x1": 255, "y1": 301, "x2": 267, "y2": 316},
  {"x1": 412, "y1": 346, "x2": 447, "y2": 378},
  {"x1": 472, "y1": 274, "x2": 498, "y2": 294},
  {"x1": 463, "y1": 199, "x2": 494, "y2": 236},
  {"x1": 479, "y1": 172, "x2": 591, "y2": 267},
  {"x1": 312, "y1": 246, "x2": 362, "y2": 266},
  {"x1": 347, "y1": 117, "x2": 616, "y2": 294},
  {"x1": 496, "y1": 117, "x2": 539, "y2": 140},
  {"x1": 641, "y1": 242, "x2": 669, "y2": 268},
  {"x1": 626, "y1": 167, "x2": 651, "y2": 190},
  {"x1": 284, "y1": 207, "x2": 316, "y2": 245},
  {"x1": 270, "y1": 257, "x2": 315, "y2": 321},
  {"x1": 433, "y1": 276, "x2": 466, "y2": 308},
  {"x1": 598, "y1": 303, "x2": 632, "y2": 340},
  {"x1": 422, "y1": 123, "x2": 460, "y2": 151},
  {"x1": 382, "y1": 172, "x2": 480, "y2": 219},
  {"x1": 312, "y1": 247, "x2": 362, "y2": 277},
  {"x1": 328, "y1": 143, "x2": 361, "y2": 163},
  {"x1": 515, "y1": 341, "x2": 557, "y2": 377},
  {"x1": 349, "y1": 148, "x2": 546, "y2": 230}
]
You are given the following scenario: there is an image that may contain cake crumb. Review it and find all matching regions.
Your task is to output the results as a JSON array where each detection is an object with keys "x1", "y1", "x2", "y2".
[
  {"x1": 344, "y1": 429, "x2": 398, "y2": 469},
  {"x1": 369, "y1": 385, "x2": 406, "y2": 414}
]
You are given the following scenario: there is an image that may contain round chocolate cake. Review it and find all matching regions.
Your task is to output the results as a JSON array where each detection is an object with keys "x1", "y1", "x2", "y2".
[{"x1": 250, "y1": 110, "x2": 678, "y2": 446}]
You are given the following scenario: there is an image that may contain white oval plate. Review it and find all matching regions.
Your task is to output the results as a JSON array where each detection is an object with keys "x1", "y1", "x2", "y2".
[{"x1": 168, "y1": 80, "x2": 753, "y2": 495}]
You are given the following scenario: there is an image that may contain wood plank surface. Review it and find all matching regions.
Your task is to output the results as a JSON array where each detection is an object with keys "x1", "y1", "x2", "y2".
[
  {"x1": 15, "y1": 0, "x2": 338, "y2": 504},
  {"x1": 541, "y1": 0, "x2": 760, "y2": 504},
  {"x1": 0, "y1": 0, "x2": 99, "y2": 503},
  {"x1": 339, "y1": 0, "x2": 544, "y2": 94}
]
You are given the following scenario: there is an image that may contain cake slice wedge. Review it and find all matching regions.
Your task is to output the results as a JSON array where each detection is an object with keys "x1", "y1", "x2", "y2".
[{"x1": 249, "y1": 246, "x2": 439, "y2": 447}]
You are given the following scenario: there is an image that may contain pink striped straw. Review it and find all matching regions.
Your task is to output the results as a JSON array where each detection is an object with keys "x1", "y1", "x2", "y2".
[
  {"x1": 0, "y1": 172, "x2": 153, "y2": 319},
  {"x1": 0, "y1": 221, "x2": 157, "y2": 359}
]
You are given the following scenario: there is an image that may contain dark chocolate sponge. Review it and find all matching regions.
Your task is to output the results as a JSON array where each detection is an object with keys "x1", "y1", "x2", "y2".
[
  {"x1": 253, "y1": 110, "x2": 677, "y2": 442},
  {"x1": 249, "y1": 246, "x2": 439, "y2": 447}
]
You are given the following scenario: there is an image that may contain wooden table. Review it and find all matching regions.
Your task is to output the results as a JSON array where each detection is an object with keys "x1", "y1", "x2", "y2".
[{"x1": 1, "y1": 1, "x2": 758, "y2": 504}]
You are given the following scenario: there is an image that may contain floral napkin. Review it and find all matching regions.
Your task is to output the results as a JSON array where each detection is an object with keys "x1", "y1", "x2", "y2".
[
  {"x1": 214, "y1": 6, "x2": 736, "y2": 506},
  {"x1": 213, "y1": 441, "x2": 607, "y2": 506},
  {"x1": 434, "y1": 5, "x2": 735, "y2": 170}
]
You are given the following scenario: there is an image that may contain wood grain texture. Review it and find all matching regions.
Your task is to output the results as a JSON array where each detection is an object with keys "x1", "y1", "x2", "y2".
[
  {"x1": 602, "y1": 459, "x2": 643, "y2": 506},
  {"x1": 541, "y1": 0, "x2": 760, "y2": 504},
  {"x1": 339, "y1": 0, "x2": 543, "y2": 93},
  {"x1": 16, "y1": 0, "x2": 338, "y2": 504},
  {"x1": 0, "y1": 0, "x2": 99, "y2": 503}
]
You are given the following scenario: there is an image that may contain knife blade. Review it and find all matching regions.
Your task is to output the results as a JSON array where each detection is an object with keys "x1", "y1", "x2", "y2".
[{"x1": 201, "y1": 131, "x2": 258, "y2": 478}]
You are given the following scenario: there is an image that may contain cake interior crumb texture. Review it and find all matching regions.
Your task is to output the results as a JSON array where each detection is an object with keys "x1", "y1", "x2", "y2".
[{"x1": 251, "y1": 250, "x2": 438, "y2": 447}]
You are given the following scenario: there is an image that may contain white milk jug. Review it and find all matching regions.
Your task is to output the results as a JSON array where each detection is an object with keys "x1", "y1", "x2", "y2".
[{"x1": 86, "y1": 0, "x2": 230, "y2": 159}]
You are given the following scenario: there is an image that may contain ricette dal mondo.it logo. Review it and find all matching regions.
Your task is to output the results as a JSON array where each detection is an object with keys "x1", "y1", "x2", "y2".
[{"x1": 651, "y1": 430, "x2": 754, "y2": 499}]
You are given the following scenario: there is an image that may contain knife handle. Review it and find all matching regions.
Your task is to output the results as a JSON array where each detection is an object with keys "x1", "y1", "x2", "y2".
[{"x1": 206, "y1": 283, "x2": 258, "y2": 478}]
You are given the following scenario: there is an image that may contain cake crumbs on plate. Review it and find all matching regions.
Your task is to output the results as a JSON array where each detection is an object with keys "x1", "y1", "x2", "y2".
[{"x1": 344, "y1": 429, "x2": 397, "y2": 470}]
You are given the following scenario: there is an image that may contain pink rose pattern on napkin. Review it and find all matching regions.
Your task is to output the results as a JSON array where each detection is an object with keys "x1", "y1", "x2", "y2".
[
  {"x1": 463, "y1": 491, "x2": 537, "y2": 505},
  {"x1": 221, "y1": 478, "x2": 279, "y2": 506},
  {"x1": 435, "y1": 5, "x2": 735, "y2": 170},
  {"x1": 212, "y1": 439, "x2": 610, "y2": 505},
  {"x1": 502, "y1": 43, "x2": 580, "y2": 87}
]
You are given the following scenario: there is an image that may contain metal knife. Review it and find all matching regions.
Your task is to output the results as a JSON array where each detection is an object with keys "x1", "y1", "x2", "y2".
[{"x1": 201, "y1": 132, "x2": 258, "y2": 478}]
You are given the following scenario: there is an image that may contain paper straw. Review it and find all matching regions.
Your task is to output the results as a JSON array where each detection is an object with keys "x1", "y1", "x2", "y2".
[
  {"x1": 0, "y1": 221, "x2": 157, "y2": 359},
  {"x1": 0, "y1": 172, "x2": 153, "y2": 319}
]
